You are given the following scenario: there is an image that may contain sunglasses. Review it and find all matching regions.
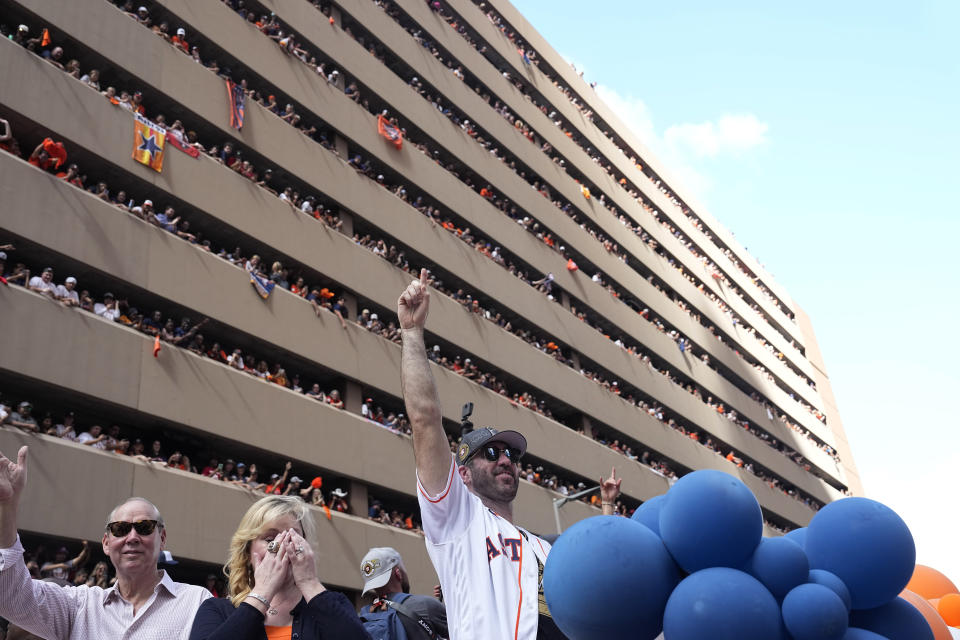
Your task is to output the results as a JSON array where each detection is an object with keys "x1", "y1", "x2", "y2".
[
  {"x1": 481, "y1": 445, "x2": 522, "y2": 463},
  {"x1": 106, "y1": 520, "x2": 161, "y2": 537}
]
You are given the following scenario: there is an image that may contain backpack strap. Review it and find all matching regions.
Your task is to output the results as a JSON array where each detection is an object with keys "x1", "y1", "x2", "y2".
[{"x1": 384, "y1": 596, "x2": 439, "y2": 640}]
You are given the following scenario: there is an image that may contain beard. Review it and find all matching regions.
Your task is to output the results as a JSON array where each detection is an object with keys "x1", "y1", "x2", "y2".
[{"x1": 469, "y1": 461, "x2": 520, "y2": 504}]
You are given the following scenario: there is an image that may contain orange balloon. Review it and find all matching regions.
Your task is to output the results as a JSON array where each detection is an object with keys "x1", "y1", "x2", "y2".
[
  {"x1": 938, "y1": 593, "x2": 960, "y2": 627},
  {"x1": 908, "y1": 565, "x2": 960, "y2": 600},
  {"x1": 900, "y1": 589, "x2": 954, "y2": 640}
]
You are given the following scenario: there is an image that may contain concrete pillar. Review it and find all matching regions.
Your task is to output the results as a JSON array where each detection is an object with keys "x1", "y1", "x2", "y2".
[
  {"x1": 348, "y1": 479, "x2": 368, "y2": 519},
  {"x1": 569, "y1": 349, "x2": 581, "y2": 371},
  {"x1": 339, "y1": 209, "x2": 354, "y2": 237},
  {"x1": 341, "y1": 290, "x2": 358, "y2": 320},
  {"x1": 334, "y1": 134, "x2": 349, "y2": 158},
  {"x1": 560, "y1": 290, "x2": 571, "y2": 310},
  {"x1": 344, "y1": 380, "x2": 363, "y2": 415},
  {"x1": 580, "y1": 414, "x2": 595, "y2": 438}
]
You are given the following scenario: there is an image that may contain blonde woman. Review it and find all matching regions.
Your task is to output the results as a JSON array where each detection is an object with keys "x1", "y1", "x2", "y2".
[{"x1": 189, "y1": 496, "x2": 369, "y2": 640}]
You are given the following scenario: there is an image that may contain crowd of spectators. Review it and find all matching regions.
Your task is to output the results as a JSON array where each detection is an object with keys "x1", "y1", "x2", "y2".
[
  {"x1": 108, "y1": 0, "x2": 824, "y2": 432},
  {"x1": 244, "y1": 0, "x2": 821, "y2": 407},
  {"x1": 4, "y1": 3, "x2": 799, "y2": 380},
  {"x1": 458, "y1": 0, "x2": 797, "y2": 325},
  {"x1": 2, "y1": 225, "x2": 831, "y2": 515},
  {"x1": 1, "y1": 105, "x2": 831, "y2": 518},
  {"x1": 1, "y1": 5, "x2": 841, "y2": 517},
  {"x1": 0, "y1": 389, "x2": 354, "y2": 504},
  {"x1": 228, "y1": 0, "x2": 818, "y2": 424},
  {"x1": 369, "y1": 0, "x2": 802, "y2": 347},
  {"x1": 0, "y1": 383, "x2": 443, "y2": 539}
]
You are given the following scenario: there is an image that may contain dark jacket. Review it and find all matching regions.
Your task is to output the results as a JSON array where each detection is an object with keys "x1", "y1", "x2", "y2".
[{"x1": 189, "y1": 592, "x2": 372, "y2": 640}]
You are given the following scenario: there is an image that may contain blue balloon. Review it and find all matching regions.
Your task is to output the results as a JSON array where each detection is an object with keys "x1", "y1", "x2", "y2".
[
  {"x1": 806, "y1": 498, "x2": 915, "y2": 610},
  {"x1": 543, "y1": 516, "x2": 679, "y2": 640},
  {"x1": 849, "y1": 597, "x2": 935, "y2": 640},
  {"x1": 784, "y1": 527, "x2": 808, "y2": 548},
  {"x1": 781, "y1": 583, "x2": 849, "y2": 640},
  {"x1": 663, "y1": 567, "x2": 781, "y2": 640},
  {"x1": 809, "y1": 569, "x2": 853, "y2": 611},
  {"x1": 659, "y1": 470, "x2": 763, "y2": 572},
  {"x1": 747, "y1": 537, "x2": 809, "y2": 600},
  {"x1": 843, "y1": 630, "x2": 890, "y2": 640},
  {"x1": 631, "y1": 494, "x2": 667, "y2": 536}
]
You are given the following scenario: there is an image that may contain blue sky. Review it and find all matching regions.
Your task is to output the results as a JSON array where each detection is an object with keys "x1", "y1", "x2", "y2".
[{"x1": 511, "y1": 0, "x2": 960, "y2": 584}]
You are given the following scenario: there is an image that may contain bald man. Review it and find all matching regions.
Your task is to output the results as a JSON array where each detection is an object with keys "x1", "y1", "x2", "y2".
[{"x1": 0, "y1": 446, "x2": 212, "y2": 639}]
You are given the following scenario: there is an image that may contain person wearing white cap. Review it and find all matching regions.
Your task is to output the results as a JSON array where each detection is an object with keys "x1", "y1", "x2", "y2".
[
  {"x1": 172, "y1": 27, "x2": 189, "y2": 53},
  {"x1": 358, "y1": 547, "x2": 447, "y2": 640},
  {"x1": 56, "y1": 276, "x2": 79, "y2": 307}
]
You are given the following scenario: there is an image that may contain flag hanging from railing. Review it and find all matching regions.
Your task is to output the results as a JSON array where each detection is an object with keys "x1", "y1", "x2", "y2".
[
  {"x1": 250, "y1": 272, "x2": 276, "y2": 299},
  {"x1": 377, "y1": 114, "x2": 403, "y2": 150},
  {"x1": 226, "y1": 79, "x2": 246, "y2": 130},
  {"x1": 132, "y1": 114, "x2": 166, "y2": 172}
]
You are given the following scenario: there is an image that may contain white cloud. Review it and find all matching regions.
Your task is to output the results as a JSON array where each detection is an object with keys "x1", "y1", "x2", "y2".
[
  {"x1": 664, "y1": 114, "x2": 769, "y2": 158},
  {"x1": 859, "y1": 447, "x2": 960, "y2": 587},
  {"x1": 587, "y1": 84, "x2": 769, "y2": 201},
  {"x1": 594, "y1": 84, "x2": 657, "y2": 144}
]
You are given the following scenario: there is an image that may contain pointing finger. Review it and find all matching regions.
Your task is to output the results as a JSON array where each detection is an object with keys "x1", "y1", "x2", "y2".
[
  {"x1": 17, "y1": 446, "x2": 27, "y2": 470},
  {"x1": 419, "y1": 268, "x2": 428, "y2": 286}
]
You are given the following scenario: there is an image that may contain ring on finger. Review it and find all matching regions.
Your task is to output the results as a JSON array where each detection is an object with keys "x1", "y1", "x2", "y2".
[{"x1": 295, "y1": 545, "x2": 305, "y2": 555}]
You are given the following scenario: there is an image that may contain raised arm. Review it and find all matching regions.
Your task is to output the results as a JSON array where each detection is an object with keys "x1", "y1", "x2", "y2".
[
  {"x1": 0, "y1": 446, "x2": 27, "y2": 548},
  {"x1": 0, "y1": 446, "x2": 78, "y2": 639},
  {"x1": 72, "y1": 540, "x2": 90, "y2": 568},
  {"x1": 398, "y1": 269, "x2": 450, "y2": 495},
  {"x1": 600, "y1": 467, "x2": 622, "y2": 516}
]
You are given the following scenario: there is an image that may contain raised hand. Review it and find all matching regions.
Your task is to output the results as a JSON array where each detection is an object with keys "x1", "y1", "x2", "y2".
[
  {"x1": 0, "y1": 447, "x2": 28, "y2": 505},
  {"x1": 600, "y1": 466, "x2": 621, "y2": 506},
  {"x1": 397, "y1": 268, "x2": 430, "y2": 330}
]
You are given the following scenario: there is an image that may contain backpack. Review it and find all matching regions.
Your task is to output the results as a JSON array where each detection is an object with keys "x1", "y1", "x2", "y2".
[
  {"x1": 359, "y1": 593, "x2": 411, "y2": 640},
  {"x1": 360, "y1": 593, "x2": 441, "y2": 640}
]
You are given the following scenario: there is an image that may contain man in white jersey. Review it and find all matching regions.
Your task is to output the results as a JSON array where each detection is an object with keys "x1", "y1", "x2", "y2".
[{"x1": 398, "y1": 269, "x2": 619, "y2": 640}]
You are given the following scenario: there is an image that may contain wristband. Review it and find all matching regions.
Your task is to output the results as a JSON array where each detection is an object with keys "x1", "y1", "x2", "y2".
[{"x1": 246, "y1": 592, "x2": 270, "y2": 608}]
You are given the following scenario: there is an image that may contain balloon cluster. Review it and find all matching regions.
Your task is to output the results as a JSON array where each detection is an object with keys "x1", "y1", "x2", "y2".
[{"x1": 543, "y1": 469, "x2": 957, "y2": 640}]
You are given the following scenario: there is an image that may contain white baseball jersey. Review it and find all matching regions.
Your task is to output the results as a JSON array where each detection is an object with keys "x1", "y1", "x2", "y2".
[{"x1": 417, "y1": 454, "x2": 552, "y2": 640}]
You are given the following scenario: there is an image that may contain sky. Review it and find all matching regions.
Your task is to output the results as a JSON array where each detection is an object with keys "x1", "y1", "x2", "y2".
[{"x1": 511, "y1": 0, "x2": 960, "y2": 584}]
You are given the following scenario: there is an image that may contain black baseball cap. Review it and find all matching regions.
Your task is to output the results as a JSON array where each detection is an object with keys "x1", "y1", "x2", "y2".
[{"x1": 456, "y1": 427, "x2": 527, "y2": 466}]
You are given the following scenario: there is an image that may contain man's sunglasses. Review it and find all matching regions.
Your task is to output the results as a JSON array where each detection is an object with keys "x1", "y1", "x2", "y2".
[
  {"x1": 106, "y1": 520, "x2": 162, "y2": 537},
  {"x1": 480, "y1": 445, "x2": 522, "y2": 463}
]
